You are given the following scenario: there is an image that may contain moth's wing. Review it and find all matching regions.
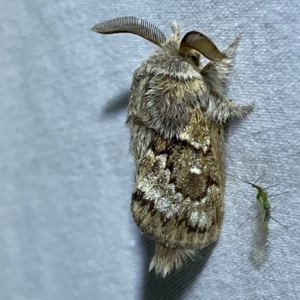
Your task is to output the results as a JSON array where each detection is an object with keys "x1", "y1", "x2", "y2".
[{"x1": 131, "y1": 108, "x2": 225, "y2": 249}]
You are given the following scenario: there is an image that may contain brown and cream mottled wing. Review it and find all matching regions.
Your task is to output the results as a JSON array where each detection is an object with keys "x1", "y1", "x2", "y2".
[{"x1": 131, "y1": 108, "x2": 225, "y2": 250}]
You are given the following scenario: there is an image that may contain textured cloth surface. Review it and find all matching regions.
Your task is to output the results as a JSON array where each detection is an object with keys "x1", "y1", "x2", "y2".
[{"x1": 1, "y1": 1, "x2": 300, "y2": 299}]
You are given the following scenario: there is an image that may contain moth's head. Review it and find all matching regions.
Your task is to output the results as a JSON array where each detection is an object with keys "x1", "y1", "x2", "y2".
[
  {"x1": 91, "y1": 16, "x2": 224, "y2": 67},
  {"x1": 179, "y1": 31, "x2": 223, "y2": 68}
]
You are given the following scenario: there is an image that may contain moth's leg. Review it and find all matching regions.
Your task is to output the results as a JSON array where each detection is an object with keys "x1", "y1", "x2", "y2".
[{"x1": 207, "y1": 96, "x2": 254, "y2": 122}]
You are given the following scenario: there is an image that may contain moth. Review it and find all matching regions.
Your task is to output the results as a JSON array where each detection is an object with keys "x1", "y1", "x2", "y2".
[
  {"x1": 228, "y1": 173, "x2": 288, "y2": 233},
  {"x1": 92, "y1": 16, "x2": 253, "y2": 277}
]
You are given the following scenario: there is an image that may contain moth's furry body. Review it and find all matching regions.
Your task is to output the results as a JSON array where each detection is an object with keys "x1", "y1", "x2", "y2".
[{"x1": 92, "y1": 17, "x2": 253, "y2": 277}]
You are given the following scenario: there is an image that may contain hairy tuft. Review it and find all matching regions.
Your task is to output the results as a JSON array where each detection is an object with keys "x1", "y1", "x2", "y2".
[
  {"x1": 171, "y1": 21, "x2": 180, "y2": 40},
  {"x1": 149, "y1": 243, "x2": 197, "y2": 277}
]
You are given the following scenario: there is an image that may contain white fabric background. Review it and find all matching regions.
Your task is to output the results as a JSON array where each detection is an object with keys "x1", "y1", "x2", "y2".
[{"x1": 1, "y1": 1, "x2": 300, "y2": 299}]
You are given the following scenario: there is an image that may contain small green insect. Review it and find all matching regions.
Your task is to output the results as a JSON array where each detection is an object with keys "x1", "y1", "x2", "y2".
[{"x1": 228, "y1": 172, "x2": 288, "y2": 232}]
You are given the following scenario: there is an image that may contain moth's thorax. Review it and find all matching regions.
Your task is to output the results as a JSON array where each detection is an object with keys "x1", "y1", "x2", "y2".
[
  {"x1": 141, "y1": 39, "x2": 203, "y2": 81},
  {"x1": 127, "y1": 37, "x2": 209, "y2": 142}
]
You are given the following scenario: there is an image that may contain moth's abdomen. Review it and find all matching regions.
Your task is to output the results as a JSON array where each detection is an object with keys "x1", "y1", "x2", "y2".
[{"x1": 131, "y1": 109, "x2": 224, "y2": 250}]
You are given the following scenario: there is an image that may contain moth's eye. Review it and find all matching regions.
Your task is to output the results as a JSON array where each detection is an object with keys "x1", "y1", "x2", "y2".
[
  {"x1": 190, "y1": 55, "x2": 199, "y2": 66},
  {"x1": 184, "y1": 50, "x2": 200, "y2": 66}
]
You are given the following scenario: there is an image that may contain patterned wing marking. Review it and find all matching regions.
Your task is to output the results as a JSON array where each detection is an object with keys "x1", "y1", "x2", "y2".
[{"x1": 131, "y1": 109, "x2": 225, "y2": 250}]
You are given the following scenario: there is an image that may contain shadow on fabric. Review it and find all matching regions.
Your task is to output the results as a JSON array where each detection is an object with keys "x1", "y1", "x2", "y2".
[{"x1": 101, "y1": 90, "x2": 131, "y2": 116}]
